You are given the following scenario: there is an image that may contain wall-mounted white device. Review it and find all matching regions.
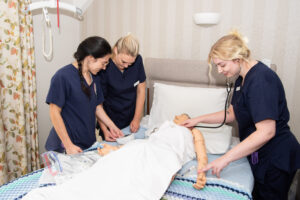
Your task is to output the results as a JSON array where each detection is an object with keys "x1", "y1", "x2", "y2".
[{"x1": 193, "y1": 12, "x2": 220, "y2": 25}]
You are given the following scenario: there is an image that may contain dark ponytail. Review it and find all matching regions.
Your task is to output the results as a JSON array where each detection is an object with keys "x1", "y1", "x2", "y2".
[{"x1": 73, "y1": 36, "x2": 111, "y2": 99}]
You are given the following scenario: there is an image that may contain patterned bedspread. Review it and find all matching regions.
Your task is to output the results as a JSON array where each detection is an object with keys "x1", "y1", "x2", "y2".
[
  {"x1": 0, "y1": 129, "x2": 253, "y2": 200},
  {"x1": 0, "y1": 161, "x2": 252, "y2": 200},
  {"x1": 163, "y1": 177, "x2": 251, "y2": 200},
  {"x1": 0, "y1": 169, "x2": 43, "y2": 200}
]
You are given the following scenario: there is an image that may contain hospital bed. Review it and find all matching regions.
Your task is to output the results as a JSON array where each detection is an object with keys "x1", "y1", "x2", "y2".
[
  {"x1": 0, "y1": 57, "x2": 277, "y2": 200},
  {"x1": 0, "y1": 133, "x2": 253, "y2": 200}
]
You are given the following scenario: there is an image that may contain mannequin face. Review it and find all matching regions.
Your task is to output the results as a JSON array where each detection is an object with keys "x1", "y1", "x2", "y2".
[
  {"x1": 173, "y1": 114, "x2": 190, "y2": 125},
  {"x1": 87, "y1": 54, "x2": 110, "y2": 75},
  {"x1": 113, "y1": 48, "x2": 136, "y2": 71},
  {"x1": 213, "y1": 58, "x2": 241, "y2": 78}
]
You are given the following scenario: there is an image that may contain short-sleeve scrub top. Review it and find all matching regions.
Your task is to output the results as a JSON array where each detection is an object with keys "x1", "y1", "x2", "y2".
[
  {"x1": 231, "y1": 61, "x2": 300, "y2": 183},
  {"x1": 45, "y1": 64, "x2": 104, "y2": 152},
  {"x1": 98, "y1": 54, "x2": 146, "y2": 129}
]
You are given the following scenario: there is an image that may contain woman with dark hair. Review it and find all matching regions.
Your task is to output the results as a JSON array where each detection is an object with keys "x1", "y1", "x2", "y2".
[{"x1": 45, "y1": 36, "x2": 123, "y2": 154}]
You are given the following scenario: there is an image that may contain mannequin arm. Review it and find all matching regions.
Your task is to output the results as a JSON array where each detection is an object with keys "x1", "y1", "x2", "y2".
[
  {"x1": 191, "y1": 128, "x2": 207, "y2": 189},
  {"x1": 97, "y1": 143, "x2": 120, "y2": 156}
]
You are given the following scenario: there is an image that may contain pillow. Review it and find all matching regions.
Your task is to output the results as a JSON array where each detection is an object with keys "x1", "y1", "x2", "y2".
[
  {"x1": 148, "y1": 83, "x2": 227, "y2": 127},
  {"x1": 148, "y1": 82, "x2": 232, "y2": 154},
  {"x1": 199, "y1": 125, "x2": 232, "y2": 154}
]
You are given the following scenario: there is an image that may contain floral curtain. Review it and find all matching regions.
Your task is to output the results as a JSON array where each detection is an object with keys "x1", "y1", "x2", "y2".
[{"x1": 0, "y1": 0, "x2": 40, "y2": 185}]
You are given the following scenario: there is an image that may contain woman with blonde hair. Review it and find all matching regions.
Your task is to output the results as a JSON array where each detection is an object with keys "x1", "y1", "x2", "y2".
[
  {"x1": 182, "y1": 31, "x2": 300, "y2": 199},
  {"x1": 98, "y1": 34, "x2": 146, "y2": 141}
]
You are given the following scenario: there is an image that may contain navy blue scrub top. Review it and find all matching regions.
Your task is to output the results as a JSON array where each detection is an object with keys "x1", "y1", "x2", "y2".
[
  {"x1": 45, "y1": 64, "x2": 104, "y2": 152},
  {"x1": 231, "y1": 61, "x2": 300, "y2": 183},
  {"x1": 98, "y1": 54, "x2": 146, "y2": 129}
]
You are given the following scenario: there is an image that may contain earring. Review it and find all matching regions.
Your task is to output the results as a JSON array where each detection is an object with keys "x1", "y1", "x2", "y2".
[{"x1": 238, "y1": 64, "x2": 242, "y2": 74}]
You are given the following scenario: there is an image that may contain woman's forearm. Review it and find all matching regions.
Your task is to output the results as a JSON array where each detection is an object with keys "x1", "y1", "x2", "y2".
[
  {"x1": 96, "y1": 104, "x2": 115, "y2": 128},
  {"x1": 223, "y1": 119, "x2": 275, "y2": 163},
  {"x1": 197, "y1": 105, "x2": 235, "y2": 124},
  {"x1": 99, "y1": 120, "x2": 108, "y2": 132},
  {"x1": 98, "y1": 120, "x2": 112, "y2": 139},
  {"x1": 133, "y1": 82, "x2": 146, "y2": 121}
]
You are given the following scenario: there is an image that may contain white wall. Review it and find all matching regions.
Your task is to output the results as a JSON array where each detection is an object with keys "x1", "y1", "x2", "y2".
[
  {"x1": 81, "y1": 0, "x2": 300, "y2": 142},
  {"x1": 32, "y1": 3, "x2": 81, "y2": 153},
  {"x1": 33, "y1": 0, "x2": 300, "y2": 155}
]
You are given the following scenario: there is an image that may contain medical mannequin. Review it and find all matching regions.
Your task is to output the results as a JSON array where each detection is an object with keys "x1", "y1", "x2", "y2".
[
  {"x1": 98, "y1": 114, "x2": 208, "y2": 190},
  {"x1": 23, "y1": 114, "x2": 207, "y2": 200}
]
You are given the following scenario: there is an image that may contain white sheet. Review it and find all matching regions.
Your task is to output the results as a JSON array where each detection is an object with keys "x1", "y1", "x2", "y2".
[{"x1": 22, "y1": 121, "x2": 195, "y2": 200}]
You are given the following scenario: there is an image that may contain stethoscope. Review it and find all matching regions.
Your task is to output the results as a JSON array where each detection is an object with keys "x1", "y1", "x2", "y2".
[{"x1": 194, "y1": 82, "x2": 233, "y2": 129}]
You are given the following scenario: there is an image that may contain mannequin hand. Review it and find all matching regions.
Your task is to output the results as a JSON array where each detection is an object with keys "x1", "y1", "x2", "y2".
[
  {"x1": 181, "y1": 118, "x2": 200, "y2": 128},
  {"x1": 97, "y1": 144, "x2": 119, "y2": 156},
  {"x1": 199, "y1": 156, "x2": 230, "y2": 178},
  {"x1": 130, "y1": 119, "x2": 140, "y2": 133},
  {"x1": 65, "y1": 144, "x2": 83, "y2": 154},
  {"x1": 193, "y1": 172, "x2": 206, "y2": 190}
]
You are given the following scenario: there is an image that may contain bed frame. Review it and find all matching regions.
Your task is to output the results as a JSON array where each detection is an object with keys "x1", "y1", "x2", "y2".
[{"x1": 144, "y1": 57, "x2": 277, "y2": 137}]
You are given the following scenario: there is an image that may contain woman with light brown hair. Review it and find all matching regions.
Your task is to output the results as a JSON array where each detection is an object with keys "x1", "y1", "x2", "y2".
[{"x1": 182, "y1": 31, "x2": 300, "y2": 200}]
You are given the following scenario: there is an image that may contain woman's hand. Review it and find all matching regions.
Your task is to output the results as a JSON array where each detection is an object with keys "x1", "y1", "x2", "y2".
[
  {"x1": 103, "y1": 130, "x2": 116, "y2": 142},
  {"x1": 96, "y1": 104, "x2": 123, "y2": 139},
  {"x1": 199, "y1": 156, "x2": 230, "y2": 178},
  {"x1": 181, "y1": 118, "x2": 200, "y2": 128},
  {"x1": 130, "y1": 118, "x2": 140, "y2": 133},
  {"x1": 103, "y1": 126, "x2": 123, "y2": 141},
  {"x1": 65, "y1": 144, "x2": 83, "y2": 154},
  {"x1": 109, "y1": 125, "x2": 124, "y2": 138}
]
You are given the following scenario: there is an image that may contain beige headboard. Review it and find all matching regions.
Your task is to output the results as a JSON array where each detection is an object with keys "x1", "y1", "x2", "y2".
[
  {"x1": 145, "y1": 58, "x2": 226, "y2": 112},
  {"x1": 144, "y1": 57, "x2": 277, "y2": 137}
]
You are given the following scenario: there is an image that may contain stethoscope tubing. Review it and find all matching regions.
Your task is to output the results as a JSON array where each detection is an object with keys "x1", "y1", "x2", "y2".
[{"x1": 194, "y1": 82, "x2": 233, "y2": 129}]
